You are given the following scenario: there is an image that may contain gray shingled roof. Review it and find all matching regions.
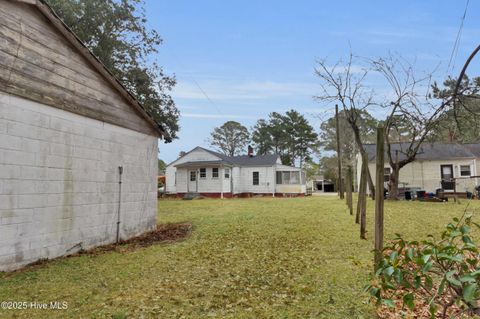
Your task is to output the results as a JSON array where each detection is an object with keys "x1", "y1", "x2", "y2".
[
  {"x1": 202, "y1": 148, "x2": 280, "y2": 166},
  {"x1": 175, "y1": 160, "x2": 230, "y2": 168},
  {"x1": 365, "y1": 143, "x2": 480, "y2": 162}
]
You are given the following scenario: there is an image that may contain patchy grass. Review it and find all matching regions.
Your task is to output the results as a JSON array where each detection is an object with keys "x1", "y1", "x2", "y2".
[{"x1": 1, "y1": 197, "x2": 479, "y2": 318}]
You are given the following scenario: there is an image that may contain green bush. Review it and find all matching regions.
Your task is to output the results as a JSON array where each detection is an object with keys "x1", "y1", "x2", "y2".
[{"x1": 366, "y1": 207, "x2": 480, "y2": 318}]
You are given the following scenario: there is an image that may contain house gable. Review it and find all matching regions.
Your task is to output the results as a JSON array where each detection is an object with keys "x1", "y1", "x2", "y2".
[
  {"x1": 0, "y1": 0, "x2": 163, "y2": 137},
  {"x1": 166, "y1": 147, "x2": 223, "y2": 168}
]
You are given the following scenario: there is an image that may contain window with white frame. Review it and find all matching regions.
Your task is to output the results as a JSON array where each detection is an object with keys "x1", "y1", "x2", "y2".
[
  {"x1": 190, "y1": 171, "x2": 196, "y2": 181},
  {"x1": 460, "y1": 165, "x2": 471, "y2": 177},
  {"x1": 253, "y1": 171, "x2": 259, "y2": 185},
  {"x1": 224, "y1": 168, "x2": 230, "y2": 179},
  {"x1": 199, "y1": 168, "x2": 206, "y2": 178},
  {"x1": 384, "y1": 167, "x2": 391, "y2": 182},
  {"x1": 212, "y1": 167, "x2": 219, "y2": 178}
]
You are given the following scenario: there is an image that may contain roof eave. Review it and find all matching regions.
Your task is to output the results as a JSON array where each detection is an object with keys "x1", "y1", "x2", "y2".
[{"x1": 31, "y1": 0, "x2": 170, "y2": 140}]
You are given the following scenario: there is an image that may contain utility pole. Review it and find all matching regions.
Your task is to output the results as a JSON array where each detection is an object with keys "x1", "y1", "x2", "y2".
[
  {"x1": 374, "y1": 126, "x2": 385, "y2": 269},
  {"x1": 335, "y1": 104, "x2": 344, "y2": 199}
]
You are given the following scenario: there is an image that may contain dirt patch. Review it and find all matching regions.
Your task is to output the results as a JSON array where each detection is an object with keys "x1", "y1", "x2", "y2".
[
  {"x1": 82, "y1": 222, "x2": 193, "y2": 255},
  {"x1": 4, "y1": 222, "x2": 192, "y2": 275}
]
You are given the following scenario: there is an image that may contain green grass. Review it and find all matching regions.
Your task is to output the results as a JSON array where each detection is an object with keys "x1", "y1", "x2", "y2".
[{"x1": 1, "y1": 197, "x2": 480, "y2": 318}]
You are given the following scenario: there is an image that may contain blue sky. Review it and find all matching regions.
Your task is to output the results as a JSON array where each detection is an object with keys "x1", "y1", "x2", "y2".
[{"x1": 144, "y1": 1, "x2": 480, "y2": 163}]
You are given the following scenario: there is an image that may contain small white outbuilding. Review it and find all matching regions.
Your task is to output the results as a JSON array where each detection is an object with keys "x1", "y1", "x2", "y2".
[{"x1": 0, "y1": 0, "x2": 167, "y2": 270}]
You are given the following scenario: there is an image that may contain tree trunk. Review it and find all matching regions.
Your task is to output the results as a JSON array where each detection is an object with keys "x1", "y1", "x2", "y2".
[
  {"x1": 335, "y1": 104, "x2": 344, "y2": 199},
  {"x1": 388, "y1": 166, "x2": 400, "y2": 200},
  {"x1": 355, "y1": 166, "x2": 364, "y2": 224},
  {"x1": 350, "y1": 121, "x2": 375, "y2": 199},
  {"x1": 356, "y1": 156, "x2": 368, "y2": 228},
  {"x1": 360, "y1": 158, "x2": 367, "y2": 239},
  {"x1": 346, "y1": 166, "x2": 353, "y2": 215},
  {"x1": 374, "y1": 126, "x2": 385, "y2": 269}
]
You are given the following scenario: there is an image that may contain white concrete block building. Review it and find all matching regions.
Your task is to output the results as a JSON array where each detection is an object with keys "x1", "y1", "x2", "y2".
[
  {"x1": 165, "y1": 147, "x2": 306, "y2": 198},
  {"x1": 0, "y1": 0, "x2": 167, "y2": 270}
]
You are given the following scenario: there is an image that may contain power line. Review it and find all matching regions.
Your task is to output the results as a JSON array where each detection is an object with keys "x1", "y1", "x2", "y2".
[
  {"x1": 190, "y1": 77, "x2": 223, "y2": 115},
  {"x1": 447, "y1": 0, "x2": 470, "y2": 74}
]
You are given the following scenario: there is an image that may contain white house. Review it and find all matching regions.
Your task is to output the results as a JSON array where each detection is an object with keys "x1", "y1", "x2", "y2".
[
  {"x1": 165, "y1": 147, "x2": 306, "y2": 198},
  {"x1": 0, "y1": 0, "x2": 166, "y2": 270},
  {"x1": 357, "y1": 143, "x2": 480, "y2": 195}
]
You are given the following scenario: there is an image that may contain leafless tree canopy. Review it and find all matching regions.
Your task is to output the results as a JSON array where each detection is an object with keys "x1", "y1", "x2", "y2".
[
  {"x1": 315, "y1": 53, "x2": 456, "y2": 199},
  {"x1": 314, "y1": 53, "x2": 377, "y2": 196}
]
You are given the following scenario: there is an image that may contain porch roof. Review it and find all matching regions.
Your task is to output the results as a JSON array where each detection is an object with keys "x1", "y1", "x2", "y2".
[
  {"x1": 276, "y1": 164, "x2": 302, "y2": 171},
  {"x1": 175, "y1": 160, "x2": 233, "y2": 168}
]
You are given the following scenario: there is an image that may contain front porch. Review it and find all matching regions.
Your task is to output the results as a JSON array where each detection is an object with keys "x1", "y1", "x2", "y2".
[{"x1": 174, "y1": 161, "x2": 233, "y2": 198}]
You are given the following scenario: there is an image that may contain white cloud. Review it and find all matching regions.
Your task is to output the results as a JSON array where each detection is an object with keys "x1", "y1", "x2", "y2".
[
  {"x1": 181, "y1": 113, "x2": 256, "y2": 119},
  {"x1": 172, "y1": 79, "x2": 318, "y2": 101}
]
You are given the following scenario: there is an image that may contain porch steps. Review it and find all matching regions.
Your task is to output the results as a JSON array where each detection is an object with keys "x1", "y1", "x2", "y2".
[{"x1": 182, "y1": 192, "x2": 204, "y2": 200}]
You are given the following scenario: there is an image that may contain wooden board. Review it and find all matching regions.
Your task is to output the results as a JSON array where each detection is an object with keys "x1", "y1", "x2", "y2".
[{"x1": 0, "y1": 1, "x2": 159, "y2": 137}]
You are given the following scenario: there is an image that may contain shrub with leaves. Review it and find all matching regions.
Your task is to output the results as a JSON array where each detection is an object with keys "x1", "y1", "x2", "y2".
[{"x1": 365, "y1": 208, "x2": 480, "y2": 318}]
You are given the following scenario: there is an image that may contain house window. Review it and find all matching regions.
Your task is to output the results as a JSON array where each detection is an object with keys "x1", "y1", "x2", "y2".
[
  {"x1": 253, "y1": 172, "x2": 259, "y2": 185},
  {"x1": 276, "y1": 171, "x2": 301, "y2": 184},
  {"x1": 212, "y1": 167, "x2": 219, "y2": 178},
  {"x1": 224, "y1": 168, "x2": 230, "y2": 179},
  {"x1": 384, "y1": 167, "x2": 391, "y2": 182},
  {"x1": 199, "y1": 168, "x2": 206, "y2": 178},
  {"x1": 190, "y1": 171, "x2": 196, "y2": 181},
  {"x1": 460, "y1": 165, "x2": 471, "y2": 177},
  {"x1": 290, "y1": 171, "x2": 299, "y2": 184}
]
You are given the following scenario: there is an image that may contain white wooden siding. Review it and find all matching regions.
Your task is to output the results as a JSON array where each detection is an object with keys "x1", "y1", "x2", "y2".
[{"x1": 365, "y1": 158, "x2": 479, "y2": 193}]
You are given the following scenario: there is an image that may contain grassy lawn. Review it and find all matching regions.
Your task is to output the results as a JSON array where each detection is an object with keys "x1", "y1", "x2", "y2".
[{"x1": 1, "y1": 197, "x2": 480, "y2": 318}]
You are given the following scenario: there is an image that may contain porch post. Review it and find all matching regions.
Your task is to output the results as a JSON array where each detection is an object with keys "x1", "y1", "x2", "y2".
[
  {"x1": 195, "y1": 169, "x2": 198, "y2": 193},
  {"x1": 220, "y1": 165, "x2": 224, "y2": 199},
  {"x1": 273, "y1": 167, "x2": 276, "y2": 197}
]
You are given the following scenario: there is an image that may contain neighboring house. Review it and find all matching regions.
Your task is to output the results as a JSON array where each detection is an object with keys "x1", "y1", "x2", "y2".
[
  {"x1": 0, "y1": 1, "x2": 166, "y2": 270},
  {"x1": 357, "y1": 143, "x2": 480, "y2": 194},
  {"x1": 165, "y1": 147, "x2": 306, "y2": 197}
]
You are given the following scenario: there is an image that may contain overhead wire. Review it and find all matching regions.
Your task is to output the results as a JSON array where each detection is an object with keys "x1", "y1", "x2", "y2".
[{"x1": 447, "y1": 0, "x2": 470, "y2": 74}]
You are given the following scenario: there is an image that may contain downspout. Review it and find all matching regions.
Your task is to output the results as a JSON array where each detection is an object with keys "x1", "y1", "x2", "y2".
[
  {"x1": 420, "y1": 161, "x2": 425, "y2": 190},
  {"x1": 116, "y1": 166, "x2": 123, "y2": 244},
  {"x1": 473, "y1": 158, "x2": 478, "y2": 187}
]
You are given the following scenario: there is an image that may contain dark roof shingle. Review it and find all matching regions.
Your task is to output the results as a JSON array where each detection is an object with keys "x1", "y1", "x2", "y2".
[
  {"x1": 365, "y1": 143, "x2": 480, "y2": 162},
  {"x1": 202, "y1": 148, "x2": 280, "y2": 166}
]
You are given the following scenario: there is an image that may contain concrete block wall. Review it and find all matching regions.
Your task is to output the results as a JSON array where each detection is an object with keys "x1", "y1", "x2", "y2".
[{"x1": 0, "y1": 92, "x2": 158, "y2": 271}]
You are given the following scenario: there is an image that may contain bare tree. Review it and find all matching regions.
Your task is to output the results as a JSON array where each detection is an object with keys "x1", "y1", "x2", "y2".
[
  {"x1": 371, "y1": 56, "x2": 452, "y2": 199},
  {"x1": 316, "y1": 53, "x2": 458, "y2": 200},
  {"x1": 315, "y1": 53, "x2": 376, "y2": 197}
]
